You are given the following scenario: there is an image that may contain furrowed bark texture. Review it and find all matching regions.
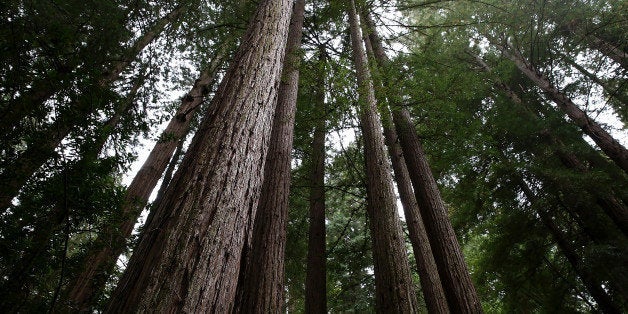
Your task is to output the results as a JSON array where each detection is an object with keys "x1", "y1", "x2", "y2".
[
  {"x1": 347, "y1": 1, "x2": 419, "y2": 312},
  {"x1": 493, "y1": 42, "x2": 628, "y2": 174},
  {"x1": 519, "y1": 182, "x2": 623, "y2": 314},
  {"x1": 105, "y1": 0, "x2": 292, "y2": 312},
  {"x1": 66, "y1": 53, "x2": 224, "y2": 310},
  {"x1": 0, "y1": 4, "x2": 189, "y2": 211},
  {"x1": 304, "y1": 52, "x2": 328, "y2": 314},
  {"x1": 393, "y1": 107, "x2": 482, "y2": 313},
  {"x1": 234, "y1": 0, "x2": 305, "y2": 311},
  {"x1": 361, "y1": 12, "x2": 450, "y2": 314}
]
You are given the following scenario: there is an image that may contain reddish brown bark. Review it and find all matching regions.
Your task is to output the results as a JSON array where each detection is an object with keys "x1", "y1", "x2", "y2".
[
  {"x1": 392, "y1": 107, "x2": 482, "y2": 313},
  {"x1": 347, "y1": 1, "x2": 419, "y2": 312},
  {"x1": 492, "y1": 40, "x2": 628, "y2": 174},
  {"x1": 361, "y1": 12, "x2": 450, "y2": 314},
  {"x1": 304, "y1": 51, "x2": 328, "y2": 314},
  {"x1": 105, "y1": 0, "x2": 292, "y2": 312},
  {"x1": 233, "y1": 0, "x2": 305, "y2": 311}
]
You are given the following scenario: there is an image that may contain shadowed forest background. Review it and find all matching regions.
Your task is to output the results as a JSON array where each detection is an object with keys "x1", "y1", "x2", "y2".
[{"x1": 0, "y1": 0, "x2": 626, "y2": 312}]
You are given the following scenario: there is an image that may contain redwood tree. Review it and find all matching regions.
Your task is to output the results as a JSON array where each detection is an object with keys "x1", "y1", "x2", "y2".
[
  {"x1": 347, "y1": 1, "x2": 419, "y2": 311},
  {"x1": 105, "y1": 0, "x2": 293, "y2": 311}
]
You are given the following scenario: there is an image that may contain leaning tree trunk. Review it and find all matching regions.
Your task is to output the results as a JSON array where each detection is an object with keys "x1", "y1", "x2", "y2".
[
  {"x1": 65, "y1": 51, "x2": 225, "y2": 311},
  {"x1": 304, "y1": 49, "x2": 328, "y2": 314},
  {"x1": 361, "y1": 10, "x2": 480, "y2": 314},
  {"x1": 105, "y1": 0, "x2": 292, "y2": 312},
  {"x1": 562, "y1": 20, "x2": 628, "y2": 70},
  {"x1": 233, "y1": 0, "x2": 305, "y2": 311},
  {"x1": 347, "y1": 1, "x2": 418, "y2": 312},
  {"x1": 0, "y1": 4, "x2": 190, "y2": 212},
  {"x1": 361, "y1": 12, "x2": 449, "y2": 314},
  {"x1": 491, "y1": 40, "x2": 628, "y2": 174}
]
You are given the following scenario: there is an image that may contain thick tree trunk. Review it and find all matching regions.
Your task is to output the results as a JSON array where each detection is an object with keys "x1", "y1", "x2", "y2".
[
  {"x1": 0, "y1": 4, "x2": 189, "y2": 211},
  {"x1": 347, "y1": 1, "x2": 419, "y2": 312},
  {"x1": 492, "y1": 41, "x2": 628, "y2": 174},
  {"x1": 361, "y1": 12, "x2": 450, "y2": 314},
  {"x1": 105, "y1": 0, "x2": 292, "y2": 312},
  {"x1": 519, "y1": 182, "x2": 623, "y2": 314},
  {"x1": 65, "y1": 52, "x2": 224, "y2": 311},
  {"x1": 233, "y1": 0, "x2": 305, "y2": 311},
  {"x1": 304, "y1": 51, "x2": 328, "y2": 314}
]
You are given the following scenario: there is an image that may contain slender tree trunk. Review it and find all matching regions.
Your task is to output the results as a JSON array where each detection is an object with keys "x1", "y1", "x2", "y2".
[
  {"x1": 105, "y1": 0, "x2": 292, "y2": 312},
  {"x1": 491, "y1": 40, "x2": 628, "y2": 174},
  {"x1": 65, "y1": 52, "x2": 224, "y2": 311},
  {"x1": 347, "y1": 2, "x2": 418, "y2": 312},
  {"x1": 360, "y1": 10, "x2": 481, "y2": 314},
  {"x1": 360, "y1": 13, "x2": 449, "y2": 314},
  {"x1": 233, "y1": 0, "x2": 305, "y2": 311},
  {"x1": 0, "y1": 4, "x2": 189, "y2": 211},
  {"x1": 519, "y1": 182, "x2": 623, "y2": 314},
  {"x1": 304, "y1": 49, "x2": 328, "y2": 314}
]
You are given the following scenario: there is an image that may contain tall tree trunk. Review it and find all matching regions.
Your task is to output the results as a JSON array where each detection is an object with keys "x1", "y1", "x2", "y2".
[
  {"x1": 361, "y1": 11, "x2": 481, "y2": 314},
  {"x1": 347, "y1": 1, "x2": 419, "y2": 312},
  {"x1": 233, "y1": 0, "x2": 305, "y2": 311},
  {"x1": 65, "y1": 52, "x2": 225, "y2": 311},
  {"x1": 105, "y1": 0, "x2": 292, "y2": 312},
  {"x1": 518, "y1": 181, "x2": 623, "y2": 314},
  {"x1": 360, "y1": 13, "x2": 449, "y2": 314},
  {"x1": 0, "y1": 4, "x2": 189, "y2": 211},
  {"x1": 491, "y1": 40, "x2": 628, "y2": 174},
  {"x1": 304, "y1": 49, "x2": 328, "y2": 314}
]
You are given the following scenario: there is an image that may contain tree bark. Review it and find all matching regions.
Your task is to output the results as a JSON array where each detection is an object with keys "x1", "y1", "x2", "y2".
[
  {"x1": 347, "y1": 1, "x2": 419, "y2": 312},
  {"x1": 361, "y1": 12, "x2": 450, "y2": 314},
  {"x1": 359, "y1": 10, "x2": 481, "y2": 314},
  {"x1": 492, "y1": 40, "x2": 628, "y2": 174},
  {"x1": 0, "y1": 4, "x2": 189, "y2": 211},
  {"x1": 233, "y1": 0, "x2": 305, "y2": 311},
  {"x1": 65, "y1": 51, "x2": 224, "y2": 311},
  {"x1": 304, "y1": 50, "x2": 328, "y2": 314},
  {"x1": 105, "y1": 0, "x2": 292, "y2": 312}
]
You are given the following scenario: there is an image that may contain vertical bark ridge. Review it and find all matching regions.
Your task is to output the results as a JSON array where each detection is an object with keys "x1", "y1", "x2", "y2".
[
  {"x1": 347, "y1": 1, "x2": 419, "y2": 312},
  {"x1": 106, "y1": 0, "x2": 292, "y2": 312},
  {"x1": 234, "y1": 0, "x2": 305, "y2": 311},
  {"x1": 361, "y1": 12, "x2": 450, "y2": 314}
]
